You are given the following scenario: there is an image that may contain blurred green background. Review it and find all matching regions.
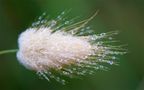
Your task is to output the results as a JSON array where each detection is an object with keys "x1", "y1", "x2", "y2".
[{"x1": 0, "y1": 0, "x2": 144, "y2": 90}]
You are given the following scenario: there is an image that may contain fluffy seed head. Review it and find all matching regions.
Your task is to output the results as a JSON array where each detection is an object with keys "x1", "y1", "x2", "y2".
[
  {"x1": 17, "y1": 27, "x2": 92, "y2": 71},
  {"x1": 17, "y1": 11, "x2": 126, "y2": 84}
]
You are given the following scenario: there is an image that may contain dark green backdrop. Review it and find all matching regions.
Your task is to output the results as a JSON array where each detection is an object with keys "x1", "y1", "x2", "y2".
[{"x1": 0, "y1": 0, "x2": 144, "y2": 90}]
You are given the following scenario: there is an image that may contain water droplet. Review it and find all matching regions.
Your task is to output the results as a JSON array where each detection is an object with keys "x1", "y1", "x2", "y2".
[
  {"x1": 61, "y1": 80, "x2": 66, "y2": 85},
  {"x1": 86, "y1": 27, "x2": 90, "y2": 29},
  {"x1": 72, "y1": 68, "x2": 76, "y2": 71},
  {"x1": 64, "y1": 21, "x2": 69, "y2": 24},
  {"x1": 42, "y1": 12, "x2": 46, "y2": 16},
  {"x1": 61, "y1": 11, "x2": 65, "y2": 15},
  {"x1": 49, "y1": 20, "x2": 57, "y2": 28},
  {"x1": 112, "y1": 56, "x2": 116, "y2": 60},
  {"x1": 36, "y1": 21, "x2": 40, "y2": 25},
  {"x1": 38, "y1": 16, "x2": 42, "y2": 20},
  {"x1": 108, "y1": 61, "x2": 114, "y2": 65},
  {"x1": 98, "y1": 59, "x2": 102, "y2": 61},
  {"x1": 57, "y1": 15, "x2": 62, "y2": 20},
  {"x1": 100, "y1": 33, "x2": 106, "y2": 36},
  {"x1": 109, "y1": 37, "x2": 113, "y2": 40}
]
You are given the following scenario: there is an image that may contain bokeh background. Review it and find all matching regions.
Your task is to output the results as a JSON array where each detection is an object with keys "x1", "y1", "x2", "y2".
[{"x1": 0, "y1": 0, "x2": 144, "y2": 90}]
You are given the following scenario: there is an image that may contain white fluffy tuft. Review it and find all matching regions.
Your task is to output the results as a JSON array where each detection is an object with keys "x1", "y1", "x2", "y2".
[{"x1": 17, "y1": 28, "x2": 93, "y2": 71}]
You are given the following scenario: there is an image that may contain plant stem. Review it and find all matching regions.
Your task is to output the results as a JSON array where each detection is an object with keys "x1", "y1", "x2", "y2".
[{"x1": 0, "y1": 49, "x2": 18, "y2": 55}]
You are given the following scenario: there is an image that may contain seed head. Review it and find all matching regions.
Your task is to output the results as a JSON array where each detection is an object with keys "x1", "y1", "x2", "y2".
[{"x1": 16, "y1": 11, "x2": 126, "y2": 84}]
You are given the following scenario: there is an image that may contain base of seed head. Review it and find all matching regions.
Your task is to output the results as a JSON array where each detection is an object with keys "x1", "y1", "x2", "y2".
[{"x1": 16, "y1": 11, "x2": 126, "y2": 84}]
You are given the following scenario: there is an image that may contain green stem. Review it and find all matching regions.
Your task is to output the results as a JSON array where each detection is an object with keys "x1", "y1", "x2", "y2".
[{"x1": 0, "y1": 49, "x2": 18, "y2": 55}]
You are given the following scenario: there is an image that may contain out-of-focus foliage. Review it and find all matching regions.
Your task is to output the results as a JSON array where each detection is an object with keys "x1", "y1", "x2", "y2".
[{"x1": 0, "y1": 0, "x2": 144, "y2": 90}]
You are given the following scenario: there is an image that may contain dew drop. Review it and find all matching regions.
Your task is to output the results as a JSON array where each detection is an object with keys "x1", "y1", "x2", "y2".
[
  {"x1": 100, "y1": 33, "x2": 106, "y2": 36},
  {"x1": 112, "y1": 56, "x2": 116, "y2": 60},
  {"x1": 64, "y1": 21, "x2": 69, "y2": 25},
  {"x1": 38, "y1": 16, "x2": 42, "y2": 20},
  {"x1": 42, "y1": 12, "x2": 46, "y2": 16},
  {"x1": 109, "y1": 37, "x2": 113, "y2": 40},
  {"x1": 108, "y1": 61, "x2": 114, "y2": 65},
  {"x1": 49, "y1": 20, "x2": 57, "y2": 28},
  {"x1": 86, "y1": 27, "x2": 90, "y2": 29}
]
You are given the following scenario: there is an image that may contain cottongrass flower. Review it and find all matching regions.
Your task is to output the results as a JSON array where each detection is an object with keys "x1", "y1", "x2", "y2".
[{"x1": 0, "y1": 11, "x2": 126, "y2": 84}]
